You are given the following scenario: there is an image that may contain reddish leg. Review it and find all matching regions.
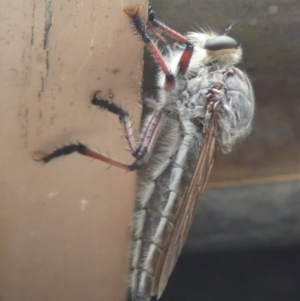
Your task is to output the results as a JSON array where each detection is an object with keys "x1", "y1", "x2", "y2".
[
  {"x1": 146, "y1": 25, "x2": 172, "y2": 57},
  {"x1": 34, "y1": 143, "x2": 138, "y2": 171},
  {"x1": 125, "y1": 6, "x2": 194, "y2": 90},
  {"x1": 36, "y1": 92, "x2": 163, "y2": 171},
  {"x1": 147, "y1": 5, "x2": 194, "y2": 75},
  {"x1": 124, "y1": 6, "x2": 175, "y2": 90},
  {"x1": 133, "y1": 110, "x2": 162, "y2": 161},
  {"x1": 93, "y1": 91, "x2": 163, "y2": 164}
]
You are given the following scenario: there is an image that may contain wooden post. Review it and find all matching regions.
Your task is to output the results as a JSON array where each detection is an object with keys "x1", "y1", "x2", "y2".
[{"x1": 0, "y1": 1, "x2": 147, "y2": 300}]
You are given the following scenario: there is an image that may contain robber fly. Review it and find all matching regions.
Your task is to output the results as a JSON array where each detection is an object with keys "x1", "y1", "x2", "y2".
[{"x1": 36, "y1": 4, "x2": 255, "y2": 301}]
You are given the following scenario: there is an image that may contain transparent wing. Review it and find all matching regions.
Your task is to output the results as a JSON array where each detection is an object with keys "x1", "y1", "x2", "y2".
[{"x1": 155, "y1": 110, "x2": 220, "y2": 298}]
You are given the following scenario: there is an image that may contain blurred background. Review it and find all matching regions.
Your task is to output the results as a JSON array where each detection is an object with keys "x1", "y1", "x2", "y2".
[{"x1": 143, "y1": 1, "x2": 300, "y2": 300}]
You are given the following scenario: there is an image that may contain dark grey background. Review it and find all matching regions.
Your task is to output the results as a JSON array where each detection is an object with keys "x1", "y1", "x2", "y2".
[{"x1": 143, "y1": 1, "x2": 300, "y2": 300}]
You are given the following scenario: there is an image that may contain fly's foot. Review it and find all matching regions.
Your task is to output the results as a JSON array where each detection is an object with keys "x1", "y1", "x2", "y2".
[
  {"x1": 124, "y1": 6, "x2": 140, "y2": 17},
  {"x1": 33, "y1": 152, "x2": 48, "y2": 162},
  {"x1": 148, "y1": 4, "x2": 155, "y2": 22}
]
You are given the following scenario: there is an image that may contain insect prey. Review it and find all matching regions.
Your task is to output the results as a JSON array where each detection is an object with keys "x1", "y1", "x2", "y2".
[{"x1": 36, "y1": 4, "x2": 255, "y2": 301}]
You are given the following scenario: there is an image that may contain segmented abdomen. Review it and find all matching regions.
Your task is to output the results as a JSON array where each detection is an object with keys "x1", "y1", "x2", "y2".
[{"x1": 130, "y1": 114, "x2": 204, "y2": 300}]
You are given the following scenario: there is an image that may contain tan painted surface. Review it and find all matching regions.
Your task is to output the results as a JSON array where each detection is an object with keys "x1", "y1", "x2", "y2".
[{"x1": 0, "y1": 1, "x2": 147, "y2": 300}]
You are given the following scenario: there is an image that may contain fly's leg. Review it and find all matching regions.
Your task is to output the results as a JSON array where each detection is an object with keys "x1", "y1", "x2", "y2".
[
  {"x1": 145, "y1": 8, "x2": 172, "y2": 56},
  {"x1": 35, "y1": 143, "x2": 138, "y2": 171},
  {"x1": 146, "y1": 25, "x2": 172, "y2": 57},
  {"x1": 93, "y1": 91, "x2": 163, "y2": 165},
  {"x1": 92, "y1": 91, "x2": 135, "y2": 154},
  {"x1": 35, "y1": 92, "x2": 163, "y2": 171},
  {"x1": 124, "y1": 6, "x2": 175, "y2": 90},
  {"x1": 35, "y1": 91, "x2": 138, "y2": 170},
  {"x1": 133, "y1": 110, "x2": 162, "y2": 161},
  {"x1": 147, "y1": 4, "x2": 194, "y2": 75},
  {"x1": 146, "y1": 25, "x2": 168, "y2": 46}
]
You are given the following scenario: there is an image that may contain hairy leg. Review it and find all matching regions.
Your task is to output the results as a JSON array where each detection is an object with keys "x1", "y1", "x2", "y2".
[{"x1": 36, "y1": 92, "x2": 163, "y2": 171}]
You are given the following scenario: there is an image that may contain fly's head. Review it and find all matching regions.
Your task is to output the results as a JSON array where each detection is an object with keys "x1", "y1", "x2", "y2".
[
  {"x1": 187, "y1": 30, "x2": 242, "y2": 67},
  {"x1": 204, "y1": 34, "x2": 242, "y2": 66}
]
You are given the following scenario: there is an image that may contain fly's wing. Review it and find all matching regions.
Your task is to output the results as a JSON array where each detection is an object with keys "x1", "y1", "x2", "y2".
[{"x1": 155, "y1": 111, "x2": 220, "y2": 298}]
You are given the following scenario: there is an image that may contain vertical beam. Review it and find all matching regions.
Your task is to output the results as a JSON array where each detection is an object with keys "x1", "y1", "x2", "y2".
[{"x1": 0, "y1": 1, "x2": 147, "y2": 300}]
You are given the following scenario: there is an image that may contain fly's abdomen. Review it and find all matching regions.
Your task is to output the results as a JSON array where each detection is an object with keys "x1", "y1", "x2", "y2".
[{"x1": 130, "y1": 122, "x2": 203, "y2": 300}]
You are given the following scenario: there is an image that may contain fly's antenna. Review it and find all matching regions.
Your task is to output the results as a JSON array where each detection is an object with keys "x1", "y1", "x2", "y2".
[{"x1": 221, "y1": 21, "x2": 237, "y2": 36}]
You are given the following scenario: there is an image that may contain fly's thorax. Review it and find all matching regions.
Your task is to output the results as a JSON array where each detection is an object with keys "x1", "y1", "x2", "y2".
[
  {"x1": 162, "y1": 63, "x2": 255, "y2": 155},
  {"x1": 216, "y1": 67, "x2": 255, "y2": 153}
]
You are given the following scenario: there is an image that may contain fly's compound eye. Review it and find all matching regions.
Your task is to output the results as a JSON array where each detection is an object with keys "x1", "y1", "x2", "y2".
[{"x1": 205, "y1": 36, "x2": 238, "y2": 51}]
